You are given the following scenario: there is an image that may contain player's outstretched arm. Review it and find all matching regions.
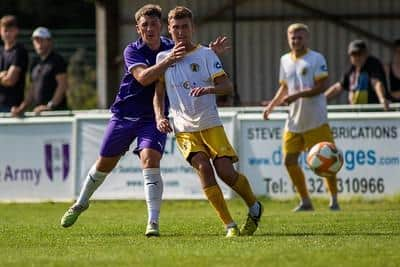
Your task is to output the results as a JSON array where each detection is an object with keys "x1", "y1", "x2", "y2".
[
  {"x1": 189, "y1": 74, "x2": 233, "y2": 97},
  {"x1": 154, "y1": 79, "x2": 172, "y2": 133},
  {"x1": 263, "y1": 84, "x2": 288, "y2": 120},
  {"x1": 132, "y1": 42, "x2": 186, "y2": 86}
]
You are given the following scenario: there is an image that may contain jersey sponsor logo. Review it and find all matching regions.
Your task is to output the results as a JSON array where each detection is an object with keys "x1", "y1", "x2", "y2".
[
  {"x1": 320, "y1": 65, "x2": 328, "y2": 72},
  {"x1": 301, "y1": 67, "x2": 308, "y2": 76},
  {"x1": 214, "y1": 62, "x2": 222, "y2": 69},
  {"x1": 190, "y1": 63, "x2": 200, "y2": 72}
]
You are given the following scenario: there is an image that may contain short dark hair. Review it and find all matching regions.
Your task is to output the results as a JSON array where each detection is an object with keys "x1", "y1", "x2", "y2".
[
  {"x1": 134, "y1": 4, "x2": 162, "y2": 23},
  {"x1": 168, "y1": 6, "x2": 193, "y2": 22},
  {"x1": 0, "y1": 15, "x2": 18, "y2": 28}
]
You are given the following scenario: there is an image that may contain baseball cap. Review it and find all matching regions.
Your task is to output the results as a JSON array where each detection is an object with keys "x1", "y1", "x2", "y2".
[
  {"x1": 348, "y1": 40, "x2": 367, "y2": 54},
  {"x1": 32, "y1": 27, "x2": 52, "y2": 39}
]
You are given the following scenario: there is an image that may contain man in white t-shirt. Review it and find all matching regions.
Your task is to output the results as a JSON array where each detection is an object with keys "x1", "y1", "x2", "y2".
[
  {"x1": 154, "y1": 6, "x2": 263, "y2": 237},
  {"x1": 263, "y1": 23, "x2": 339, "y2": 211}
]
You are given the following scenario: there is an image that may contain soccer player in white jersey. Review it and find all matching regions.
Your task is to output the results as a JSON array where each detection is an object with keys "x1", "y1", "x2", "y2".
[
  {"x1": 263, "y1": 23, "x2": 340, "y2": 211},
  {"x1": 154, "y1": 6, "x2": 263, "y2": 237}
]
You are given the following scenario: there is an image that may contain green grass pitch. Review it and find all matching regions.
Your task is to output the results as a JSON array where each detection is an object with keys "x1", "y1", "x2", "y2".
[{"x1": 1, "y1": 198, "x2": 399, "y2": 267}]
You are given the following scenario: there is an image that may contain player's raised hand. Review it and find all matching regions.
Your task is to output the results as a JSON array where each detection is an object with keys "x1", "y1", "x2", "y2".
[
  {"x1": 209, "y1": 36, "x2": 231, "y2": 56},
  {"x1": 168, "y1": 42, "x2": 186, "y2": 63},
  {"x1": 156, "y1": 118, "x2": 172, "y2": 133},
  {"x1": 190, "y1": 87, "x2": 211, "y2": 97}
]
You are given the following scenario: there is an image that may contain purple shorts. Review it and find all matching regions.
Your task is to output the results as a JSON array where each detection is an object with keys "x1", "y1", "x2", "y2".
[{"x1": 99, "y1": 116, "x2": 167, "y2": 157}]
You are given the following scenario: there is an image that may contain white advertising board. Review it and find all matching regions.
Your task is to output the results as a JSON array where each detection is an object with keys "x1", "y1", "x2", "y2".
[
  {"x1": 238, "y1": 113, "x2": 400, "y2": 198},
  {"x1": 74, "y1": 112, "x2": 236, "y2": 200},
  {"x1": 0, "y1": 118, "x2": 74, "y2": 201}
]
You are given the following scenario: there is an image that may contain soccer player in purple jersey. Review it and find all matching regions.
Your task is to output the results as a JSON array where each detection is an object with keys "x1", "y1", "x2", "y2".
[{"x1": 60, "y1": 4, "x2": 229, "y2": 237}]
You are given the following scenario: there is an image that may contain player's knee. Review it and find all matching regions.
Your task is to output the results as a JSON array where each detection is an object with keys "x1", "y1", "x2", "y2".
[
  {"x1": 140, "y1": 149, "x2": 161, "y2": 168},
  {"x1": 141, "y1": 157, "x2": 160, "y2": 168},
  {"x1": 192, "y1": 155, "x2": 213, "y2": 176},
  {"x1": 96, "y1": 156, "x2": 120, "y2": 173}
]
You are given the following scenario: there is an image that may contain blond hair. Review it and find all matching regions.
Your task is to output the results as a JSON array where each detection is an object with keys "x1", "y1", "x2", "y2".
[
  {"x1": 287, "y1": 23, "x2": 309, "y2": 34},
  {"x1": 168, "y1": 6, "x2": 193, "y2": 22},
  {"x1": 134, "y1": 4, "x2": 162, "y2": 23}
]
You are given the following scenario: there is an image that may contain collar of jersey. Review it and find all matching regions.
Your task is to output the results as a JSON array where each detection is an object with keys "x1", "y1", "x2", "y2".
[
  {"x1": 184, "y1": 44, "x2": 201, "y2": 56},
  {"x1": 137, "y1": 37, "x2": 162, "y2": 52},
  {"x1": 290, "y1": 48, "x2": 309, "y2": 61}
]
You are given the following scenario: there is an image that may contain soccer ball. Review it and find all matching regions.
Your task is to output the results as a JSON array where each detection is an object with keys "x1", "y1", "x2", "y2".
[{"x1": 306, "y1": 142, "x2": 343, "y2": 177}]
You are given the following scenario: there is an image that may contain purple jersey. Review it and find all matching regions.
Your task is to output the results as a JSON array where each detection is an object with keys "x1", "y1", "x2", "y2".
[{"x1": 110, "y1": 36, "x2": 174, "y2": 119}]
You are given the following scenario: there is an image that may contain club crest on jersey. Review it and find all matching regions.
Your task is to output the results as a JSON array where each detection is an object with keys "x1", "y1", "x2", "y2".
[
  {"x1": 301, "y1": 67, "x2": 308, "y2": 76},
  {"x1": 190, "y1": 63, "x2": 200, "y2": 72},
  {"x1": 320, "y1": 65, "x2": 328, "y2": 72},
  {"x1": 214, "y1": 62, "x2": 222, "y2": 69},
  {"x1": 183, "y1": 81, "x2": 191, "y2": 89}
]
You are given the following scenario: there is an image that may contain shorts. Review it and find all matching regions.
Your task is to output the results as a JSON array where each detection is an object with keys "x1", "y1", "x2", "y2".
[
  {"x1": 175, "y1": 126, "x2": 238, "y2": 163},
  {"x1": 283, "y1": 123, "x2": 334, "y2": 154},
  {"x1": 99, "y1": 115, "x2": 166, "y2": 157}
]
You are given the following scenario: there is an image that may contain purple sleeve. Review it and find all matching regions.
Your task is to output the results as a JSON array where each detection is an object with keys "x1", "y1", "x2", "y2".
[{"x1": 124, "y1": 45, "x2": 148, "y2": 72}]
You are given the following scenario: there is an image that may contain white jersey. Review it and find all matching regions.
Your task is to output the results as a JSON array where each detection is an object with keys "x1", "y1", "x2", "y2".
[
  {"x1": 156, "y1": 45, "x2": 226, "y2": 133},
  {"x1": 279, "y1": 49, "x2": 329, "y2": 132}
]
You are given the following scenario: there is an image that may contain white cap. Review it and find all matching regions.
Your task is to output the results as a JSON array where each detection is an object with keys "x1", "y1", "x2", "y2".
[{"x1": 32, "y1": 27, "x2": 52, "y2": 39}]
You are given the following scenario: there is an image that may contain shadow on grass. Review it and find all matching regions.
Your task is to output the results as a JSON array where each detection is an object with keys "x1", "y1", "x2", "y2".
[{"x1": 68, "y1": 230, "x2": 223, "y2": 238}]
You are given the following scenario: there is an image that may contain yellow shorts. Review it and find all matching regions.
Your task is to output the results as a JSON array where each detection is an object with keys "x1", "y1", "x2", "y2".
[
  {"x1": 283, "y1": 123, "x2": 334, "y2": 154},
  {"x1": 175, "y1": 126, "x2": 238, "y2": 163}
]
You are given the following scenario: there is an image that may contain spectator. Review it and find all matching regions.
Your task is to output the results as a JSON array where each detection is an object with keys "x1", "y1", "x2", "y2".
[
  {"x1": 384, "y1": 39, "x2": 400, "y2": 102},
  {"x1": 325, "y1": 40, "x2": 390, "y2": 110},
  {"x1": 11, "y1": 27, "x2": 68, "y2": 116},
  {"x1": 0, "y1": 15, "x2": 28, "y2": 112}
]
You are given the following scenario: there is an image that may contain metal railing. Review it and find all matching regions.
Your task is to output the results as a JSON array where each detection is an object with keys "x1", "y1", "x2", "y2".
[{"x1": 1, "y1": 103, "x2": 400, "y2": 119}]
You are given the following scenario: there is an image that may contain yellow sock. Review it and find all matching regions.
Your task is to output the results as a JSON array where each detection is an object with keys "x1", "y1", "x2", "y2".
[
  {"x1": 286, "y1": 165, "x2": 309, "y2": 199},
  {"x1": 324, "y1": 175, "x2": 338, "y2": 196},
  {"x1": 231, "y1": 173, "x2": 257, "y2": 207},
  {"x1": 203, "y1": 185, "x2": 234, "y2": 226}
]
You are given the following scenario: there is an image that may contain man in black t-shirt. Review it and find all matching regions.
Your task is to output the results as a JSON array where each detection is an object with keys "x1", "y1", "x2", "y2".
[
  {"x1": 11, "y1": 27, "x2": 68, "y2": 116},
  {"x1": 0, "y1": 15, "x2": 28, "y2": 112},
  {"x1": 325, "y1": 40, "x2": 390, "y2": 110}
]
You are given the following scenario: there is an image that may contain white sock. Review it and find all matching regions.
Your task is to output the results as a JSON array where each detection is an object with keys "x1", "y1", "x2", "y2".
[
  {"x1": 76, "y1": 164, "x2": 108, "y2": 207},
  {"x1": 226, "y1": 222, "x2": 237, "y2": 229},
  {"x1": 143, "y1": 168, "x2": 163, "y2": 224}
]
